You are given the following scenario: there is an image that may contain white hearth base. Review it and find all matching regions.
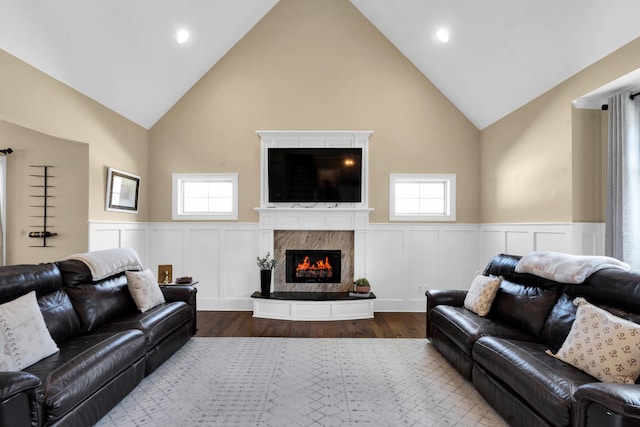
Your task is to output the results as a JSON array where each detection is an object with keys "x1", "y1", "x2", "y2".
[{"x1": 252, "y1": 297, "x2": 374, "y2": 321}]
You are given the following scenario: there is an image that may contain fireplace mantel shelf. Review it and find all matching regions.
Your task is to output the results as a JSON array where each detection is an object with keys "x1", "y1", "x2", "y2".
[{"x1": 252, "y1": 291, "x2": 376, "y2": 301}]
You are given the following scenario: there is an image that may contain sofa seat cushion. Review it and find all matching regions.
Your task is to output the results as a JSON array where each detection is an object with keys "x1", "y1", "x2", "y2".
[
  {"x1": 473, "y1": 336, "x2": 597, "y2": 426},
  {"x1": 96, "y1": 301, "x2": 192, "y2": 351},
  {"x1": 25, "y1": 330, "x2": 145, "y2": 420},
  {"x1": 429, "y1": 305, "x2": 534, "y2": 356}
]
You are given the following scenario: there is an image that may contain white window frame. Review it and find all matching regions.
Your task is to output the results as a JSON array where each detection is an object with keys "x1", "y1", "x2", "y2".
[
  {"x1": 172, "y1": 173, "x2": 238, "y2": 220},
  {"x1": 389, "y1": 174, "x2": 456, "y2": 221}
]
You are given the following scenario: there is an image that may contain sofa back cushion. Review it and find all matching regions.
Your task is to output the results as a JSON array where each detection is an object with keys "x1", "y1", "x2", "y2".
[
  {"x1": 38, "y1": 290, "x2": 82, "y2": 343},
  {"x1": 0, "y1": 263, "x2": 82, "y2": 344},
  {"x1": 57, "y1": 260, "x2": 137, "y2": 333},
  {"x1": 542, "y1": 268, "x2": 640, "y2": 353},
  {"x1": 56, "y1": 259, "x2": 95, "y2": 286},
  {"x1": 539, "y1": 293, "x2": 577, "y2": 352},
  {"x1": 489, "y1": 280, "x2": 562, "y2": 338},
  {"x1": 0, "y1": 264, "x2": 62, "y2": 304},
  {"x1": 484, "y1": 254, "x2": 563, "y2": 338},
  {"x1": 565, "y1": 268, "x2": 640, "y2": 313},
  {"x1": 483, "y1": 253, "x2": 565, "y2": 288}
]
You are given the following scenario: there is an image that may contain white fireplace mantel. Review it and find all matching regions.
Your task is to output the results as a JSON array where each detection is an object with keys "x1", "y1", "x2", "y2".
[
  {"x1": 254, "y1": 131, "x2": 374, "y2": 320},
  {"x1": 255, "y1": 207, "x2": 373, "y2": 231}
]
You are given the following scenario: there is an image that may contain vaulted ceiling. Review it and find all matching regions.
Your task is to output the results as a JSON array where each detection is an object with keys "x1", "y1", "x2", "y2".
[{"x1": 1, "y1": 0, "x2": 640, "y2": 130}]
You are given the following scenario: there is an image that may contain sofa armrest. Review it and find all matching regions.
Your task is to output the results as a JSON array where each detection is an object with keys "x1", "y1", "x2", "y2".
[
  {"x1": 425, "y1": 289, "x2": 467, "y2": 338},
  {"x1": 573, "y1": 383, "x2": 640, "y2": 426},
  {"x1": 160, "y1": 284, "x2": 197, "y2": 305},
  {"x1": 160, "y1": 285, "x2": 197, "y2": 334},
  {"x1": 0, "y1": 371, "x2": 45, "y2": 427}
]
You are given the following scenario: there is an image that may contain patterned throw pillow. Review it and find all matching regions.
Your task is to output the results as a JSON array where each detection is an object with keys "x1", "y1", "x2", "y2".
[
  {"x1": 0, "y1": 291, "x2": 59, "y2": 371},
  {"x1": 464, "y1": 275, "x2": 503, "y2": 316},
  {"x1": 126, "y1": 269, "x2": 166, "y2": 313},
  {"x1": 547, "y1": 297, "x2": 640, "y2": 384}
]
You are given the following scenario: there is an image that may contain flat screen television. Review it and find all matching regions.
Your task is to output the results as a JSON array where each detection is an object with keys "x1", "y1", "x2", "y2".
[{"x1": 268, "y1": 148, "x2": 362, "y2": 203}]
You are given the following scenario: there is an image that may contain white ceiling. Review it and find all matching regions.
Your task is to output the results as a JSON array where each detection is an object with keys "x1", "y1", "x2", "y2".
[{"x1": 1, "y1": 1, "x2": 640, "y2": 130}]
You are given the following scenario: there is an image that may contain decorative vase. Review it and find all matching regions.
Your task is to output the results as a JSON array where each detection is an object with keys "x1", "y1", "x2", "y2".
[
  {"x1": 355, "y1": 285, "x2": 370, "y2": 293},
  {"x1": 260, "y1": 269, "x2": 272, "y2": 296}
]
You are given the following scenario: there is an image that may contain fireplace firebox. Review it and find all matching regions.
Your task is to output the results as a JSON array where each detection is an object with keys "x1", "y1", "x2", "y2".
[{"x1": 285, "y1": 250, "x2": 342, "y2": 283}]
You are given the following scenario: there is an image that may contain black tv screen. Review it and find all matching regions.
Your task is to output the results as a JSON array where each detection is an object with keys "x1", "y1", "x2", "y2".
[{"x1": 268, "y1": 148, "x2": 362, "y2": 203}]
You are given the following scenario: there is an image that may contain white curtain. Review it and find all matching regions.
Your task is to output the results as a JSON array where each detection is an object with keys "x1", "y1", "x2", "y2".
[{"x1": 605, "y1": 91, "x2": 640, "y2": 270}]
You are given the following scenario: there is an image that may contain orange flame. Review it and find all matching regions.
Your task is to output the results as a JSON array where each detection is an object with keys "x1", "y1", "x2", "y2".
[{"x1": 296, "y1": 256, "x2": 333, "y2": 273}]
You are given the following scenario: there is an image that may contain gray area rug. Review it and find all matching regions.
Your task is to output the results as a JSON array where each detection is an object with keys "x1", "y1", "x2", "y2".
[{"x1": 96, "y1": 338, "x2": 507, "y2": 426}]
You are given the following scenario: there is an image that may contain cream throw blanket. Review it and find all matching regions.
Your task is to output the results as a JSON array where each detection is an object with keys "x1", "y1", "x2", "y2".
[
  {"x1": 65, "y1": 248, "x2": 142, "y2": 281},
  {"x1": 514, "y1": 251, "x2": 630, "y2": 284}
]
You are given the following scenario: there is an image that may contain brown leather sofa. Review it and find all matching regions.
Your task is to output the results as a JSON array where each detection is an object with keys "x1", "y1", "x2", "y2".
[
  {"x1": 427, "y1": 253, "x2": 640, "y2": 427},
  {"x1": 0, "y1": 258, "x2": 197, "y2": 427}
]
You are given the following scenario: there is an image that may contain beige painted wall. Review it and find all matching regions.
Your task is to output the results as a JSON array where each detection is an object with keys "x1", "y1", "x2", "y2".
[
  {"x1": 0, "y1": 49, "x2": 149, "y2": 222},
  {"x1": 1, "y1": 121, "x2": 89, "y2": 264},
  {"x1": 571, "y1": 108, "x2": 607, "y2": 222},
  {"x1": 0, "y1": 49, "x2": 149, "y2": 259},
  {"x1": 2, "y1": 0, "x2": 638, "y2": 264},
  {"x1": 481, "y1": 37, "x2": 640, "y2": 223},
  {"x1": 149, "y1": 0, "x2": 481, "y2": 223}
]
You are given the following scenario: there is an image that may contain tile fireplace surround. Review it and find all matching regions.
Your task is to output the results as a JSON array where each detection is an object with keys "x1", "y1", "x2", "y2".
[
  {"x1": 253, "y1": 130, "x2": 374, "y2": 320},
  {"x1": 274, "y1": 230, "x2": 354, "y2": 293}
]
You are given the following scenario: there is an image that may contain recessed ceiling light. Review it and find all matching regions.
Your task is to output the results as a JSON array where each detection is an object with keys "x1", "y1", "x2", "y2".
[
  {"x1": 436, "y1": 28, "x2": 449, "y2": 43},
  {"x1": 176, "y1": 29, "x2": 189, "y2": 44}
]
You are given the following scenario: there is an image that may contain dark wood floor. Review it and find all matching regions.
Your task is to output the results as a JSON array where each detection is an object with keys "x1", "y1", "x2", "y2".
[{"x1": 195, "y1": 311, "x2": 426, "y2": 338}]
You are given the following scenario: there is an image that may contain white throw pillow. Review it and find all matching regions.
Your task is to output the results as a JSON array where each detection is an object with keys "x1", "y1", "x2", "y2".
[
  {"x1": 0, "y1": 291, "x2": 59, "y2": 371},
  {"x1": 126, "y1": 269, "x2": 166, "y2": 313},
  {"x1": 464, "y1": 275, "x2": 503, "y2": 316},
  {"x1": 547, "y1": 297, "x2": 640, "y2": 384}
]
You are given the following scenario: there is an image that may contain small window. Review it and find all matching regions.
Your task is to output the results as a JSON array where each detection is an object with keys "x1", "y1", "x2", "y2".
[
  {"x1": 389, "y1": 174, "x2": 456, "y2": 221},
  {"x1": 172, "y1": 173, "x2": 238, "y2": 220}
]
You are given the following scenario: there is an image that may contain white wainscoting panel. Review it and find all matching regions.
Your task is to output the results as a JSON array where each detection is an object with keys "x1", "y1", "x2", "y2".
[
  {"x1": 366, "y1": 224, "x2": 480, "y2": 312},
  {"x1": 505, "y1": 231, "x2": 531, "y2": 256},
  {"x1": 148, "y1": 223, "x2": 260, "y2": 311},
  {"x1": 405, "y1": 229, "x2": 440, "y2": 300},
  {"x1": 149, "y1": 227, "x2": 186, "y2": 275},
  {"x1": 88, "y1": 221, "x2": 604, "y2": 313},
  {"x1": 479, "y1": 223, "x2": 605, "y2": 268},
  {"x1": 574, "y1": 223, "x2": 605, "y2": 255},
  {"x1": 88, "y1": 222, "x2": 148, "y2": 266},
  {"x1": 187, "y1": 228, "x2": 221, "y2": 299},
  {"x1": 365, "y1": 228, "x2": 406, "y2": 309},
  {"x1": 534, "y1": 231, "x2": 571, "y2": 253},
  {"x1": 221, "y1": 228, "x2": 260, "y2": 302},
  {"x1": 481, "y1": 230, "x2": 505, "y2": 269}
]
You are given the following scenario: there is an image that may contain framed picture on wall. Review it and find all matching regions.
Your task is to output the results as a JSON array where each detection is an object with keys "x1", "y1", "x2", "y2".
[{"x1": 106, "y1": 167, "x2": 140, "y2": 213}]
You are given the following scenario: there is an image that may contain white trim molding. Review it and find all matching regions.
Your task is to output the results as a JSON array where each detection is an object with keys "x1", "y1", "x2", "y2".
[
  {"x1": 256, "y1": 130, "x2": 373, "y2": 209},
  {"x1": 172, "y1": 173, "x2": 238, "y2": 221},
  {"x1": 389, "y1": 173, "x2": 456, "y2": 222}
]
